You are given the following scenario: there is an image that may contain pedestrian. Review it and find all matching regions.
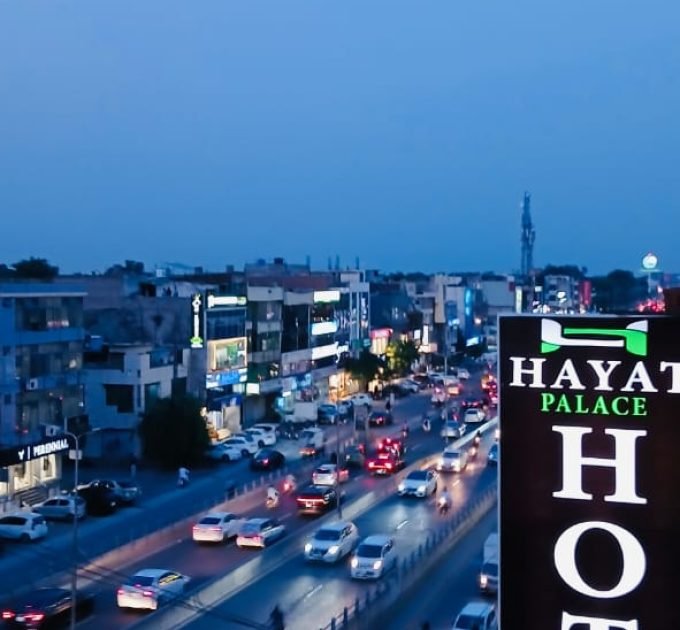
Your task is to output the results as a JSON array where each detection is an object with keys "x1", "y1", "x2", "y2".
[{"x1": 129, "y1": 454, "x2": 138, "y2": 480}]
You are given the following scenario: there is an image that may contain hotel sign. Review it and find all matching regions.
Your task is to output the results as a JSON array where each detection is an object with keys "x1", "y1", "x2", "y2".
[
  {"x1": 0, "y1": 437, "x2": 70, "y2": 467},
  {"x1": 499, "y1": 315, "x2": 680, "y2": 630}
]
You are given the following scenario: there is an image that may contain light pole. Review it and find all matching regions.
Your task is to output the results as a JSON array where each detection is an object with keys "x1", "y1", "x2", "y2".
[
  {"x1": 64, "y1": 428, "x2": 101, "y2": 630},
  {"x1": 335, "y1": 418, "x2": 343, "y2": 519}
]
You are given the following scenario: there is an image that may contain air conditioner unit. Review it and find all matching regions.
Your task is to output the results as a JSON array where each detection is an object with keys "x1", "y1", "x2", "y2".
[{"x1": 27, "y1": 378, "x2": 40, "y2": 391}]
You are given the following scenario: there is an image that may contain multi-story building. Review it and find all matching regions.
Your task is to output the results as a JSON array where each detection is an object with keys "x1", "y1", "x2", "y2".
[
  {"x1": 0, "y1": 283, "x2": 86, "y2": 510},
  {"x1": 82, "y1": 340, "x2": 189, "y2": 461}
]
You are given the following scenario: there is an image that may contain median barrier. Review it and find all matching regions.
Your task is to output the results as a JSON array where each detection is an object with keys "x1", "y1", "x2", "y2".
[{"x1": 128, "y1": 420, "x2": 497, "y2": 629}]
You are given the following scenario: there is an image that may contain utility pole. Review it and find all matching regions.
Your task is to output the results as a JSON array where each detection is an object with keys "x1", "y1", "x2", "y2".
[{"x1": 335, "y1": 416, "x2": 343, "y2": 519}]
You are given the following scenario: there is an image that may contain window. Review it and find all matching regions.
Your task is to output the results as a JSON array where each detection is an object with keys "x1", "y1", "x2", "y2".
[{"x1": 104, "y1": 384, "x2": 134, "y2": 413}]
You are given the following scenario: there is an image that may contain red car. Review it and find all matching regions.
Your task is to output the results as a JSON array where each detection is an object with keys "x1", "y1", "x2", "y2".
[{"x1": 366, "y1": 451, "x2": 405, "y2": 475}]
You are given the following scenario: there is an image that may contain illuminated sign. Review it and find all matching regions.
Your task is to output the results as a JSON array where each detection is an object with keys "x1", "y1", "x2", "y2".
[
  {"x1": 207, "y1": 295, "x2": 247, "y2": 308},
  {"x1": 499, "y1": 315, "x2": 680, "y2": 629},
  {"x1": 313, "y1": 290, "x2": 340, "y2": 303},
  {"x1": 0, "y1": 437, "x2": 70, "y2": 466},
  {"x1": 312, "y1": 343, "x2": 338, "y2": 360},
  {"x1": 311, "y1": 321, "x2": 338, "y2": 336},
  {"x1": 641, "y1": 252, "x2": 658, "y2": 271},
  {"x1": 207, "y1": 337, "x2": 247, "y2": 373},
  {"x1": 246, "y1": 382, "x2": 260, "y2": 395},
  {"x1": 370, "y1": 328, "x2": 392, "y2": 340},
  {"x1": 190, "y1": 293, "x2": 204, "y2": 348}
]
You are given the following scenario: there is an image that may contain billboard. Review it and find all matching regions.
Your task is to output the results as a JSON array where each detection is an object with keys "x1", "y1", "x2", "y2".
[
  {"x1": 499, "y1": 315, "x2": 680, "y2": 630},
  {"x1": 206, "y1": 337, "x2": 247, "y2": 389}
]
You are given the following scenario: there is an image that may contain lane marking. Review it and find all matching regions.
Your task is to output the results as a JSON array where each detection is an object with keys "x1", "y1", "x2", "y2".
[
  {"x1": 396, "y1": 519, "x2": 409, "y2": 531},
  {"x1": 303, "y1": 584, "x2": 324, "y2": 600},
  {"x1": 452, "y1": 480, "x2": 461, "y2": 487},
  {"x1": 279, "y1": 512, "x2": 295, "y2": 521}
]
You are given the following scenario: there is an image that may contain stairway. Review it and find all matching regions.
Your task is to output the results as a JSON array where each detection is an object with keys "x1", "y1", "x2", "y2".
[{"x1": 15, "y1": 485, "x2": 49, "y2": 508}]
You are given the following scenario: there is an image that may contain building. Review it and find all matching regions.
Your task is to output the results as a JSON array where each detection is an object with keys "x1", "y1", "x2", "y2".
[
  {"x1": 82, "y1": 341, "x2": 189, "y2": 461},
  {"x1": 0, "y1": 283, "x2": 86, "y2": 511}
]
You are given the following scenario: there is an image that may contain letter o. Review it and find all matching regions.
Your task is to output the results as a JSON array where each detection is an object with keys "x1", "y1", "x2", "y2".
[{"x1": 554, "y1": 521, "x2": 646, "y2": 598}]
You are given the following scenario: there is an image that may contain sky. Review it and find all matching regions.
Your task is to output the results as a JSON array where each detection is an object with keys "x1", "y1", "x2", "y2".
[{"x1": 1, "y1": 1, "x2": 679, "y2": 276}]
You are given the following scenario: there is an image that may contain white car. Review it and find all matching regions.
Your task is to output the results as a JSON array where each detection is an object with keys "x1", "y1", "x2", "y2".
[
  {"x1": 222, "y1": 436, "x2": 258, "y2": 456},
  {"x1": 398, "y1": 469, "x2": 438, "y2": 498},
  {"x1": 0, "y1": 512, "x2": 48, "y2": 541},
  {"x1": 312, "y1": 464, "x2": 349, "y2": 486},
  {"x1": 456, "y1": 368, "x2": 471, "y2": 380},
  {"x1": 400, "y1": 379, "x2": 420, "y2": 393},
  {"x1": 350, "y1": 535, "x2": 397, "y2": 580},
  {"x1": 464, "y1": 408, "x2": 485, "y2": 424},
  {"x1": 431, "y1": 387, "x2": 447, "y2": 404},
  {"x1": 437, "y1": 448, "x2": 469, "y2": 473},
  {"x1": 350, "y1": 393, "x2": 373, "y2": 408},
  {"x1": 244, "y1": 427, "x2": 276, "y2": 447},
  {"x1": 192, "y1": 512, "x2": 246, "y2": 543},
  {"x1": 304, "y1": 521, "x2": 359, "y2": 563},
  {"x1": 253, "y1": 423, "x2": 279, "y2": 440},
  {"x1": 116, "y1": 569, "x2": 189, "y2": 610},
  {"x1": 441, "y1": 420, "x2": 466, "y2": 439},
  {"x1": 236, "y1": 518, "x2": 286, "y2": 549},
  {"x1": 205, "y1": 443, "x2": 243, "y2": 463},
  {"x1": 33, "y1": 496, "x2": 86, "y2": 521},
  {"x1": 451, "y1": 601, "x2": 498, "y2": 630}
]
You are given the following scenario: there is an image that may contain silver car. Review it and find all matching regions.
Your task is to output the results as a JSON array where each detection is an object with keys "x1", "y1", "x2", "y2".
[{"x1": 33, "y1": 496, "x2": 86, "y2": 521}]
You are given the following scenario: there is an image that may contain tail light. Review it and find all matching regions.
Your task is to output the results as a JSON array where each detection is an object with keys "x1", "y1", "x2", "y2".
[
  {"x1": 142, "y1": 590, "x2": 154, "y2": 598},
  {"x1": 2, "y1": 611, "x2": 15, "y2": 620},
  {"x1": 117, "y1": 588, "x2": 126, "y2": 596},
  {"x1": 25, "y1": 613, "x2": 45, "y2": 622},
  {"x1": 262, "y1": 459, "x2": 269, "y2": 465},
  {"x1": 368, "y1": 462, "x2": 375, "y2": 468},
  {"x1": 386, "y1": 462, "x2": 393, "y2": 469},
  {"x1": 210, "y1": 527, "x2": 222, "y2": 532}
]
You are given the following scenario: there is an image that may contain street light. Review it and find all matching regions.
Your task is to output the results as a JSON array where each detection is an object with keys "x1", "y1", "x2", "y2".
[
  {"x1": 64, "y1": 427, "x2": 101, "y2": 630},
  {"x1": 334, "y1": 418, "x2": 343, "y2": 519}
]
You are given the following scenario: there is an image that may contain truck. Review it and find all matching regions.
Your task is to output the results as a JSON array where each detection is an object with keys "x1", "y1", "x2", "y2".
[{"x1": 479, "y1": 533, "x2": 499, "y2": 594}]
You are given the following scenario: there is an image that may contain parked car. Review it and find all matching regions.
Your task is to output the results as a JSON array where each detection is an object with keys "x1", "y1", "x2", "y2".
[
  {"x1": 86, "y1": 479, "x2": 141, "y2": 505},
  {"x1": 33, "y1": 496, "x2": 86, "y2": 521},
  {"x1": 205, "y1": 443, "x2": 243, "y2": 463},
  {"x1": 116, "y1": 569, "x2": 189, "y2": 611},
  {"x1": 350, "y1": 535, "x2": 397, "y2": 580},
  {"x1": 304, "y1": 521, "x2": 359, "y2": 563},
  {"x1": 350, "y1": 393, "x2": 373, "y2": 408},
  {"x1": 250, "y1": 448, "x2": 286, "y2": 471},
  {"x1": 1, "y1": 587, "x2": 95, "y2": 628},
  {"x1": 382, "y1": 384, "x2": 409, "y2": 399},
  {"x1": 192, "y1": 512, "x2": 246, "y2": 543},
  {"x1": 317, "y1": 404, "x2": 339, "y2": 425},
  {"x1": 336, "y1": 400, "x2": 354, "y2": 417},
  {"x1": 244, "y1": 427, "x2": 276, "y2": 448},
  {"x1": 400, "y1": 379, "x2": 421, "y2": 393},
  {"x1": 74, "y1": 485, "x2": 118, "y2": 516},
  {"x1": 236, "y1": 518, "x2": 286, "y2": 549},
  {"x1": 0, "y1": 513, "x2": 48, "y2": 542},
  {"x1": 456, "y1": 368, "x2": 471, "y2": 380},
  {"x1": 222, "y1": 436, "x2": 258, "y2": 456},
  {"x1": 252, "y1": 423, "x2": 279, "y2": 439}
]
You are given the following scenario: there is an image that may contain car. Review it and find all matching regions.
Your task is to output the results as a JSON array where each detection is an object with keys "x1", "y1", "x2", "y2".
[
  {"x1": 304, "y1": 521, "x2": 360, "y2": 563},
  {"x1": 463, "y1": 408, "x2": 486, "y2": 425},
  {"x1": 295, "y1": 484, "x2": 339, "y2": 515},
  {"x1": 401, "y1": 379, "x2": 422, "y2": 393},
  {"x1": 451, "y1": 601, "x2": 498, "y2": 630},
  {"x1": 250, "y1": 448, "x2": 286, "y2": 471},
  {"x1": 32, "y1": 496, "x2": 86, "y2": 521},
  {"x1": 1, "y1": 587, "x2": 95, "y2": 628},
  {"x1": 336, "y1": 400, "x2": 353, "y2": 417},
  {"x1": 441, "y1": 420, "x2": 466, "y2": 440},
  {"x1": 431, "y1": 386, "x2": 447, "y2": 405},
  {"x1": 350, "y1": 535, "x2": 397, "y2": 580},
  {"x1": 382, "y1": 383, "x2": 409, "y2": 399},
  {"x1": 479, "y1": 558, "x2": 499, "y2": 594},
  {"x1": 343, "y1": 444, "x2": 366, "y2": 468},
  {"x1": 74, "y1": 485, "x2": 118, "y2": 516},
  {"x1": 299, "y1": 427, "x2": 326, "y2": 457},
  {"x1": 376, "y1": 436, "x2": 406, "y2": 457},
  {"x1": 397, "y1": 469, "x2": 438, "y2": 498},
  {"x1": 457, "y1": 368, "x2": 471, "y2": 380},
  {"x1": 487, "y1": 443, "x2": 499, "y2": 465},
  {"x1": 437, "y1": 447, "x2": 469, "y2": 473},
  {"x1": 317, "y1": 404, "x2": 339, "y2": 425},
  {"x1": 0, "y1": 513, "x2": 48, "y2": 542},
  {"x1": 445, "y1": 381, "x2": 462, "y2": 397},
  {"x1": 350, "y1": 393, "x2": 373, "y2": 408},
  {"x1": 252, "y1": 422, "x2": 279, "y2": 439},
  {"x1": 205, "y1": 442, "x2": 243, "y2": 463},
  {"x1": 366, "y1": 451, "x2": 404, "y2": 475},
  {"x1": 192, "y1": 512, "x2": 245, "y2": 543},
  {"x1": 460, "y1": 397, "x2": 488, "y2": 410},
  {"x1": 222, "y1": 436, "x2": 258, "y2": 456},
  {"x1": 312, "y1": 463, "x2": 349, "y2": 486},
  {"x1": 116, "y1": 569, "x2": 189, "y2": 611},
  {"x1": 244, "y1": 427, "x2": 276, "y2": 447},
  {"x1": 445, "y1": 406, "x2": 461, "y2": 422},
  {"x1": 367, "y1": 411, "x2": 393, "y2": 427},
  {"x1": 236, "y1": 518, "x2": 286, "y2": 548},
  {"x1": 86, "y1": 479, "x2": 141, "y2": 505}
]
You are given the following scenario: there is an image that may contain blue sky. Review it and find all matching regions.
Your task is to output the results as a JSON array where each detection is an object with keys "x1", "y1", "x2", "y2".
[{"x1": 1, "y1": 1, "x2": 678, "y2": 275}]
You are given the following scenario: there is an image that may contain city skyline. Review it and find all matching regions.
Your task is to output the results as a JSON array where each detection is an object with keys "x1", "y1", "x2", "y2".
[{"x1": 1, "y1": 1, "x2": 678, "y2": 274}]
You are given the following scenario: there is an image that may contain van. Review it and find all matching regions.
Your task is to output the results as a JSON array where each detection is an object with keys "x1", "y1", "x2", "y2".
[
  {"x1": 299, "y1": 427, "x2": 326, "y2": 457},
  {"x1": 451, "y1": 601, "x2": 498, "y2": 630}
]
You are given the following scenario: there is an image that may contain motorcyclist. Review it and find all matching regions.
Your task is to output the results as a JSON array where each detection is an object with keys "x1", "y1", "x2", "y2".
[
  {"x1": 270, "y1": 604, "x2": 285, "y2": 630},
  {"x1": 402, "y1": 422, "x2": 409, "y2": 438},
  {"x1": 422, "y1": 416, "x2": 431, "y2": 432},
  {"x1": 283, "y1": 474, "x2": 297, "y2": 493},
  {"x1": 438, "y1": 488, "x2": 451, "y2": 514},
  {"x1": 177, "y1": 466, "x2": 190, "y2": 487},
  {"x1": 474, "y1": 430, "x2": 482, "y2": 446},
  {"x1": 266, "y1": 485, "x2": 280, "y2": 508}
]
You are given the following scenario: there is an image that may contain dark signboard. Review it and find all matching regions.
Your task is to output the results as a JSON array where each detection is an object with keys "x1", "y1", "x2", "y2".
[
  {"x1": 0, "y1": 436, "x2": 71, "y2": 467},
  {"x1": 499, "y1": 315, "x2": 680, "y2": 630}
]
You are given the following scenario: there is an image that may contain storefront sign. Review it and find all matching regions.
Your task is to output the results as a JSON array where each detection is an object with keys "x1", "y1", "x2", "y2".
[
  {"x1": 499, "y1": 315, "x2": 680, "y2": 629},
  {"x1": 311, "y1": 321, "x2": 338, "y2": 336},
  {"x1": 207, "y1": 295, "x2": 247, "y2": 308},
  {"x1": 190, "y1": 293, "x2": 204, "y2": 348},
  {"x1": 0, "y1": 437, "x2": 70, "y2": 467},
  {"x1": 313, "y1": 290, "x2": 340, "y2": 303}
]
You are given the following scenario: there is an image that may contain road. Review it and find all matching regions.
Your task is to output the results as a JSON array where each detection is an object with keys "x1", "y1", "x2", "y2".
[
  {"x1": 0, "y1": 392, "x2": 429, "y2": 598},
  {"x1": 181, "y1": 434, "x2": 497, "y2": 630},
  {"x1": 383, "y1": 505, "x2": 498, "y2": 630}
]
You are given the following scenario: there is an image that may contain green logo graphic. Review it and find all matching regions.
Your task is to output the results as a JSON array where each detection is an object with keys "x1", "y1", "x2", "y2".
[{"x1": 540, "y1": 319, "x2": 648, "y2": 357}]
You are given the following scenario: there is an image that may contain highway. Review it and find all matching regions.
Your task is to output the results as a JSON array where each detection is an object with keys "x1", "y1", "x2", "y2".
[
  {"x1": 383, "y1": 505, "x2": 498, "y2": 629},
  {"x1": 180, "y1": 435, "x2": 498, "y2": 630}
]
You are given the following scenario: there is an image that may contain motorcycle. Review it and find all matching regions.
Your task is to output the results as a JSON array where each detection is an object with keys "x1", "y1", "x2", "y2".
[
  {"x1": 177, "y1": 477, "x2": 189, "y2": 488},
  {"x1": 468, "y1": 445, "x2": 478, "y2": 459},
  {"x1": 473, "y1": 434, "x2": 481, "y2": 447},
  {"x1": 437, "y1": 496, "x2": 450, "y2": 515},
  {"x1": 266, "y1": 494, "x2": 280, "y2": 509},
  {"x1": 422, "y1": 419, "x2": 431, "y2": 433},
  {"x1": 282, "y1": 478, "x2": 297, "y2": 494}
]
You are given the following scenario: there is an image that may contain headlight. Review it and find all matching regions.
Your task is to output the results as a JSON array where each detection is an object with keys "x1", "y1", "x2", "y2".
[
  {"x1": 437, "y1": 458, "x2": 444, "y2": 466},
  {"x1": 417, "y1": 485, "x2": 426, "y2": 493},
  {"x1": 373, "y1": 560, "x2": 383, "y2": 570},
  {"x1": 398, "y1": 483, "x2": 405, "y2": 491},
  {"x1": 327, "y1": 545, "x2": 340, "y2": 555},
  {"x1": 351, "y1": 557, "x2": 359, "y2": 568},
  {"x1": 305, "y1": 543, "x2": 312, "y2": 553},
  {"x1": 480, "y1": 574, "x2": 488, "y2": 587}
]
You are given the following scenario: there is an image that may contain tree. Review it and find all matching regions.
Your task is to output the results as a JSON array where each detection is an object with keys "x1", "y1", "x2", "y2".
[
  {"x1": 344, "y1": 350, "x2": 384, "y2": 391},
  {"x1": 139, "y1": 394, "x2": 210, "y2": 469},
  {"x1": 12, "y1": 257, "x2": 59, "y2": 280},
  {"x1": 386, "y1": 340, "x2": 419, "y2": 376}
]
